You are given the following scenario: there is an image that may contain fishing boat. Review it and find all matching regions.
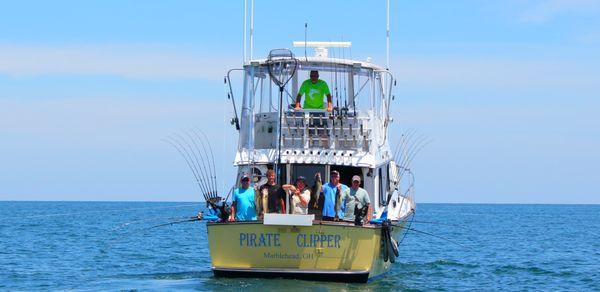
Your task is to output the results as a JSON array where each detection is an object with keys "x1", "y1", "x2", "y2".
[
  {"x1": 203, "y1": 34, "x2": 424, "y2": 280},
  {"x1": 166, "y1": 2, "x2": 424, "y2": 283}
]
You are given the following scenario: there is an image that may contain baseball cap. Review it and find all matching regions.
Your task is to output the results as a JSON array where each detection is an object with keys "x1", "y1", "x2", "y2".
[{"x1": 352, "y1": 175, "x2": 361, "y2": 182}]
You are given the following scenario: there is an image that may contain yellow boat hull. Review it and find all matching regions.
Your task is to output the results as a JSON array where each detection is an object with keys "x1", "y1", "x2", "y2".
[{"x1": 207, "y1": 221, "x2": 404, "y2": 283}]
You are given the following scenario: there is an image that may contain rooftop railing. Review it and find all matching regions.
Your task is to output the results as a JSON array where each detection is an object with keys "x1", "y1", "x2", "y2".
[{"x1": 254, "y1": 109, "x2": 371, "y2": 151}]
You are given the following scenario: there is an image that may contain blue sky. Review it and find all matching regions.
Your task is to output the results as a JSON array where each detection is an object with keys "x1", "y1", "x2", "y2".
[{"x1": 1, "y1": 0, "x2": 599, "y2": 203}]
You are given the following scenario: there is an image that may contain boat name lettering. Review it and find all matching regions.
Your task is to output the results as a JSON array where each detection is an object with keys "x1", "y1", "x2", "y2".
[
  {"x1": 239, "y1": 233, "x2": 281, "y2": 247},
  {"x1": 296, "y1": 233, "x2": 342, "y2": 248},
  {"x1": 238, "y1": 233, "x2": 342, "y2": 248}
]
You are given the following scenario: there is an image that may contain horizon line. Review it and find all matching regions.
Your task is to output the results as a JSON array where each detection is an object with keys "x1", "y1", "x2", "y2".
[{"x1": 1, "y1": 199, "x2": 598, "y2": 205}]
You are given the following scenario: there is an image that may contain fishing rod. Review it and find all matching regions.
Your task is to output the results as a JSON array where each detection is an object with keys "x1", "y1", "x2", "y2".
[
  {"x1": 341, "y1": 36, "x2": 348, "y2": 113},
  {"x1": 181, "y1": 131, "x2": 215, "y2": 200},
  {"x1": 395, "y1": 137, "x2": 431, "y2": 184},
  {"x1": 170, "y1": 132, "x2": 207, "y2": 192},
  {"x1": 162, "y1": 138, "x2": 210, "y2": 200},
  {"x1": 197, "y1": 129, "x2": 219, "y2": 199},
  {"x1": 393, "y1": 128, "x2": 417, "y2": 161},
  {"x1": 191, "y1": 128, "x2": 220, "y2": 200},
  {"x1": 174, "y1": 134, "x2": 213, "y2": 202}
]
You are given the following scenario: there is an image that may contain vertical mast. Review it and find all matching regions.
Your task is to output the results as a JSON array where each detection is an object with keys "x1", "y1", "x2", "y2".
[
  {"x1": 250, "y1": 0, "x2": 254, "y2": 60},
  {"x1": 386, "y1": 0, "x2": 390, "y2": 70},
  {"x1": 243, "y1": 0, "x2": 247, "y2": 64}
]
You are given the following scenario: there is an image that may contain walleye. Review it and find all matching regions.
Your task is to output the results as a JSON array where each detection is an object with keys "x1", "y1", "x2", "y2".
[{"x1": 308, "y1": 172, "x2": 322, "y2": 219}]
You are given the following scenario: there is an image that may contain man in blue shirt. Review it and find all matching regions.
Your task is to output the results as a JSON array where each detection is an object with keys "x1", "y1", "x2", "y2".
[
  {"x1": 321, "y1": 170, "x2": 347, "y2": 221},
  {"x1": 230, "y1": 174, "x2": 258, "y2": 221}
]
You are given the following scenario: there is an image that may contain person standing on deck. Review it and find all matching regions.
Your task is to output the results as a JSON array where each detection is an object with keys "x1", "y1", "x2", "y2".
[
  {"x1": 258, "y1": 169, "x2": 286, "y2": 214},
  {"x1": 229, "y1": 175, "x2": 257, "y2": 221},
  {"x1": 295, "y1": 70, "x2": 333, "y2": 112},
  {"x1": 282, "y1": 176, "x2": 311, "y2": 215},
  {"x1": 338, "y1": 175, "x2": 371, "y2": 224},
  {"x1": 321, "y1": 170, "x2": 345, "y2": 221}
]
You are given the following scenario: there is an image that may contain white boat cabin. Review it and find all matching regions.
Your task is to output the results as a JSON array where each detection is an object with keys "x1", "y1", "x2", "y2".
[{"x1": 226, "y1": 46, "x2": 413, "y2": 220}]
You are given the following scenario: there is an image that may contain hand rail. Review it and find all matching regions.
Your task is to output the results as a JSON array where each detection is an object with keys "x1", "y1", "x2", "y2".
[{"x1": 226, "y1": 68, "x2": 244, "y2": 130}]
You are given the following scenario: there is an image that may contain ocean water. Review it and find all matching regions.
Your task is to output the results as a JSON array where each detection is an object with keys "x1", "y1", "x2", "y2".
[{"x1": 1, "y1": 202, "x2": 598, "y2": 291}]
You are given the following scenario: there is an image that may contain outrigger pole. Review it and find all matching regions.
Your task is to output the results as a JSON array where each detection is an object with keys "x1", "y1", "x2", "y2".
[{"x1": 386, "y1": 0, "x2": 390, "y2": 70}]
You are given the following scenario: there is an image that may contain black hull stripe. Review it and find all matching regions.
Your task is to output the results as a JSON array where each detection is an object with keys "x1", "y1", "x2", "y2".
[{"x1": 212, "y1": 267, "x2": 370, "y2": 283}]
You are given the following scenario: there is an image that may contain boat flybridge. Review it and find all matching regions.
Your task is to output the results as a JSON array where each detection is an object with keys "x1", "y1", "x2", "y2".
[{"x1": 203, "y1": 42, "x2": 417, "y2": 283}]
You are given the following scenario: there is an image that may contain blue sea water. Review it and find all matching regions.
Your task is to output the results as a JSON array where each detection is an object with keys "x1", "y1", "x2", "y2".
[{"x1": 1, "y1": 202, "x2": 598, "y2": 291}]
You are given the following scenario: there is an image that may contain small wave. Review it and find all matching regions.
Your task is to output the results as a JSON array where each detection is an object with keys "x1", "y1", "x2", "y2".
[
  {"x1": 401, "y1": 259, "x2": 480, "y2": 269},
  {"x1": 493, "y1": 264, "x2": 574, "y2": 277},
  {"x1": 112, "y1": 270, "x2": 211, "y2": 280}
]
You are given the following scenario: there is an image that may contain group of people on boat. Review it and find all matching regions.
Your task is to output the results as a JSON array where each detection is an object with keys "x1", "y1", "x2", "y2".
[
  {"x1": 226, "y1": 71, "x2": 371, "y2": 224},
  {"x1": 230, "y1": 169, "x2": 372, "y2": 225}
]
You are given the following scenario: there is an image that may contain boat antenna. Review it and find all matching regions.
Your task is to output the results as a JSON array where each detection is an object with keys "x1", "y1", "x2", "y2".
[
  {"x1": 243, "y1": 0, "x2": 247, "y2": 64},
  {"x1": 266, "y1": 49, "x2": 298, "y2": 181},
  {"x1": 342, "y1": 35, "x2": 347, "y2": 111},
  {"x1": 304, "y1": 23, "x2": 308, "y2": 61},
  {"x1": 250, "y1": 0, "x2": 254, "y2": 60},
  {"x1": 386, "y1": 0, "x2": 391, "y2": 70}
]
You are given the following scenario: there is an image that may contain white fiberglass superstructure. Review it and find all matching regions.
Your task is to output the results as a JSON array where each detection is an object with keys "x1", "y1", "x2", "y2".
[{"x1": 226, "y1": 43, "x2": 415, "y2": 221}]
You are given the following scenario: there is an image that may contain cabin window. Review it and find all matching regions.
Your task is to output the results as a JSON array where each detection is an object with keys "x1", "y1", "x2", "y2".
[
  {"x1": 330, "y1": 165, "x2": 363, "y2": 188},
  {"x1": 290, "y1": 164, "x2": 326, "y2": 187}
]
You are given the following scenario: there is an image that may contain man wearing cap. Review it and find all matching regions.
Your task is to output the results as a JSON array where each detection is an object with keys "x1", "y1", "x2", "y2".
[
  {"x1": 229, "y1": 174, "x2": 258, "y2": 221},
  {"x1": 321, "y1": 170, "x2": 347, "y2": 221},
  {"x1": 282, "y1": 176, "x2": 311, "y2": 215},
  {"x1": 338, "y1": 175, "x2": 371, "y2": 224}
]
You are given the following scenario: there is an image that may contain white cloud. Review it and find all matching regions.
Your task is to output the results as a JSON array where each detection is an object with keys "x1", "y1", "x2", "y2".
[
  {"x1": 0, "y1": 44, "x2": 239, "y2": 80},
  {"x1": 520, "y1": 0, "x2": 600, "y2": 23},
  {"x1": 393, "y1": 56, "x2": 599, "y2": 91}
]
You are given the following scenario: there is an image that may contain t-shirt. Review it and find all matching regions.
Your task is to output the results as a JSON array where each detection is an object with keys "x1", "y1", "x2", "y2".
[
  {"x1": 298, "y1": 79, "x2": 330, "y2": 109},
  {"x1": 260, "y1": 184, "x2": 286, "y2": 213},
  {"x1": 322, "y1": 182, "x2": 340, "y2": 217},
  {"x1": 232, "y1": 187, "x2": 257, "y2": 221},
  {"x1": 341, "y1": 187, "x2": 370, "y2": 221},
  {"x1": 292, "y1": 189, "x2": 311, "y2": 215},
  {"x1": 337, "y1": 184, "x2": 349, "y2": 218}
]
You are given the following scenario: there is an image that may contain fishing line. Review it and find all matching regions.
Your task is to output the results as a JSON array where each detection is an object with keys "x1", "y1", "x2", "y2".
[
  {"x1": 112, "y1": 215, "x2": 196, "y2": 231},
  {"x1": 18, "y1": 203, "x2": 204, "y2": 220},
  {"x1": 147, "y1": 216, "x2": 202, "y2": 230},
  {"x1": 398, "y1": 212, "x2": 415, "y2": 244},
  {"x1": 397, "y1": 225, "x2": 469, "y2": 249}
]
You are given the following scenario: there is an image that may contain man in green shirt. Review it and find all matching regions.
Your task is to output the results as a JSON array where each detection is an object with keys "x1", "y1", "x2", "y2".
[{"x1": 295, "y1": 70, "x2": 332, "y2": 112}]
